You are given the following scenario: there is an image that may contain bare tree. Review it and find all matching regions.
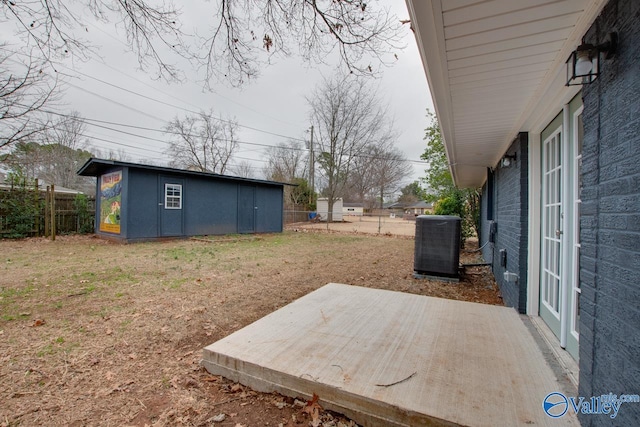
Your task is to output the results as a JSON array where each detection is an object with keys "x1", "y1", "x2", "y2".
[
  {"x1": 0, "y1": 1, "x2": 183, "y2": 151},
  {"x1": 2, "y1": 0, "x2": 185, "y2": 80},
  {"x1": 42, "y1": 111, "x2": 87, "y2": 150},
  {"x1": 369, "y1": 144, "x2": 410, "y2": 209},
  {"x1": 36, "y1": 112, "x2": 95, "y2": 190},
  {"x1": 263, "y1": 139, "x2": 311, "y2": 211},
  {"x1": 346, "y1": 141, "x2": 410, "y2": 209},
  {"x1": 347, "y1": 144, "x2": 380, "y2": 207},
  {"x1": 200, "y1": 0, "x2": 404, "y2": 85},
  {"x1": 164, "y1": 110, "x2": 239, "y2": 174},
  {"x1": 308, "y1": 74, "x2": 395, "y2": 221},
  {"x1": 1, "y1": 112, "x2": 96, "y2": 192},
  {"x1": 263, "y1": 140, "x2": 308, "y2": 182},
  {"x1": 1, "y1": 1, "x2": 404, "y2": 153},
  {"x1": 2, "y1": 1, "x2": 402, "y2": 86},
  {"x1": 0, "y1": 51, "x2": 57, "y2": 149},
  {"x1": 230, "y1": 160, "x2": 255, "y2": 178},
  {"x1": 93, "y1": 148, "x2": 131, "y2": 162}
]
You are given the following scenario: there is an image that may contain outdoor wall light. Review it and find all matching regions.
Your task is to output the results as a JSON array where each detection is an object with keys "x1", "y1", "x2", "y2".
[
  {"x1": 501, "y1": 153, "x2": 516, "y2": 168},
  {"x1": 566, "y1": 32, "x2": 618, "y2": 86}
]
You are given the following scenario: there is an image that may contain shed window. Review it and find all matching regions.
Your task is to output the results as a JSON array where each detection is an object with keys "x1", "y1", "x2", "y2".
[{"x1": 165, "y1": 184, "x2": 182, "y2": 209}]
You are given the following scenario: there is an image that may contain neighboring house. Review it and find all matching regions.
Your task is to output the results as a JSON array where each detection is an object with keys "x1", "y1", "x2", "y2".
[
  {"x1": 36, "y1": 182, "x2": 84, "y2": 195},
  {"x1": 0, "y1": 180, "x2": 84, "y2": 195},
  {"x1": 385, "y1": 200, "x2": 432, "y2": 218},
  {"x1": 384, "y1": 202, "x2": 406, "y2": 218},
  {"x1": 405, "y1": 201, "x2": 433, "y2": 216},
  {"x1": 342, "y1": 202, "x2": 364, "y2": 216},
  {"x1": 77, "y1": 158, "x2": 286, "y2": 242},
  {"x1": 407, "y1": 0, "x2": 639, "y2": 425}
]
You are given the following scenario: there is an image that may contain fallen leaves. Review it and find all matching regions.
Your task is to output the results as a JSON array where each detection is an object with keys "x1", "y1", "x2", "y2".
[
  {"x1": 183, "y1": 377, "x2": 199, "y2": 388},
  {"x1": 31, "y1": 319, "x2": 45, "y2": 327},
  {"x1": 202, "y1": 374, "x2": 221, "y2": 383},
  {"x1": 303, "y1": 393, "x2": 323, "y2": 427},
  {"x1": 0, "y1": 233, "x2": 456, "y2": 426}
]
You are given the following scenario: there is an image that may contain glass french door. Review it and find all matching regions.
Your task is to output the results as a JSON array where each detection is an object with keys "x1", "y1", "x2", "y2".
[
  {"x1": 540, "y1": 127, "x2": 563, "y2": 332},
  {"x1": 539, "y1": 97, "x2": 582, "y2": 361}
]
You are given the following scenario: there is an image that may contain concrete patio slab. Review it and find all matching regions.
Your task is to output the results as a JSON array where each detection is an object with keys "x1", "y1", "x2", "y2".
[{"x1": 202, "y1": 283, "x2": 578, "y2": 426}]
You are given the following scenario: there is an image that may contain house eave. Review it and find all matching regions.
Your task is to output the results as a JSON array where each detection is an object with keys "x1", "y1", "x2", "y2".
[{"x1": 406, "y1": 0, "x2": 608, "y2": 188}]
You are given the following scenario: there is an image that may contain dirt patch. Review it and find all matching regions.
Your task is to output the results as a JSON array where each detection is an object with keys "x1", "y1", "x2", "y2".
[
  {"x1": 289, "y1": 215, "x2": 416, "y2": 237},
  {"x1": 0, "y1": 232, "x2": 500, "y2": 426}
]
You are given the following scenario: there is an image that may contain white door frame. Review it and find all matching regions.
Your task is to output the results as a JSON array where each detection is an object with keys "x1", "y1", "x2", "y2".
[
  {"x1": 527, "y1": 97, "x2": 582, "y2": 360},
  {"x1": 527, "y1": 132, "x2": 541, "y2": 315},
  {"x1": 560, "y1": 105, "x2": 571, "y2": 348}
]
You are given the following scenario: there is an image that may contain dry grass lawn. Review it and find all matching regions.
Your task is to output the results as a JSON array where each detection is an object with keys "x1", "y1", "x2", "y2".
[{"x1": 0, "y1": 230, "x2": 500, "y2": 426}]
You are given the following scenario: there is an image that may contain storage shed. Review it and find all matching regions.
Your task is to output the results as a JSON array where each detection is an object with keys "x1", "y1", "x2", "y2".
[
  {"x1": 316, "y1": 198, "x2": 343, "y2": 222},
  {"x1": 77, "y1": 158, "x2": 286, "y2": 242}
]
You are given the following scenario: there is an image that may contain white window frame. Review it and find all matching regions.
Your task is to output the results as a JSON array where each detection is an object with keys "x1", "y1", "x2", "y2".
[{"x1": 164, "y1": 183, "x2": 182, "y2": 209}]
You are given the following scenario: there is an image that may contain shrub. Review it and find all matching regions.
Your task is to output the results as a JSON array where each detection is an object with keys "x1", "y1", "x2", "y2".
[
  {"x1": 73, "y1": 194, "x2": 94, "y2": 234},
  {"x1": 0, "y1": 179, "x2": 42, "y2": 238}
]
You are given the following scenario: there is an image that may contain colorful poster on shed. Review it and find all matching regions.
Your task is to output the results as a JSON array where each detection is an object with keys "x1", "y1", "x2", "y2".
[{"x1": 99, "y1": 170, "x2": 122, "y2": 234}]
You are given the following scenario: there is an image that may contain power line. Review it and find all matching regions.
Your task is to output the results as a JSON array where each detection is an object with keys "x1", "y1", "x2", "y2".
[
  {"x1": 57, "y1": 67, "x2": 307, "y2": 142},
  {"x1": 1, "y1": 47, "x2": 307, "y2": 142},
  {"x1": 82, "y1": 133, "x2": 166, "y2": 156},
  {"x1": 4, "y1": 50, "x2": 430, "y2": 167},
  {"x1": 15, "y1": 103, "x2": 431, "y2": 167},
  {"x1": 52, "y1": 21, "x2": 299, "y2": 128},
  {"x1": 35, "y1": 106, "x2": 300, "y2": 152},
  {"x1": 64, "y1": 82, "x2": 169, "y2": 124}
]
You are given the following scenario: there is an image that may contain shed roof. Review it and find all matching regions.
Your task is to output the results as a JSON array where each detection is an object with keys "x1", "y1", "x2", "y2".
[{"x1": 77, "y1": 158, "x2": 290, "y2": 187}]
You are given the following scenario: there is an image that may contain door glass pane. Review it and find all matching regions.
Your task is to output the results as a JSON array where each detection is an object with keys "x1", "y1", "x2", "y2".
[{"x1": 542, "y1": 132, "x2": 562, "y2": 316}]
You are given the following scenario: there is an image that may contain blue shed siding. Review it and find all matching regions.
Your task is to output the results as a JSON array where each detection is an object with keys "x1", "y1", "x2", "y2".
[
  {"x1": 255, "y1": 185, "x2": 284, "y2": 233},
  {"x1": 481, "y1": 133, "x2": 529, "y2": 313},
  {"x1": 578, "y1": 0, "x2": 640, "y2": 424},
  {"x1": 184, "y1": 178, "x2": 239, "y2": 236},
  {"x1": 81, "y1": 159, "x2": 285, "y2": 241},
  {"x1": 127, "y1": 170, "x2": 159, "y2": 239}
]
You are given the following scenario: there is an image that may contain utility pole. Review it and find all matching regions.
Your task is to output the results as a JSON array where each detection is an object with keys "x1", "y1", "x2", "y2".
[{"x1": 309, "y1": 125, "x2": 315, "y2": 207}]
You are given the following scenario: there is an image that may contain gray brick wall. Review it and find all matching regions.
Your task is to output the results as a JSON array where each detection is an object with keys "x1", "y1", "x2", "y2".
[
  {"x1": 481, "y1": 133, "x2": 528, "y2": 313},
  {"x1": 578, "y1": 0, "x2": 640, "y2": 425}
]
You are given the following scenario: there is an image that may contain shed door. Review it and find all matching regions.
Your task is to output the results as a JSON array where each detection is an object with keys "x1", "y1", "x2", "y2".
[
  {"x1": 238, "y1": 185, "x2": 256, "y2": 234},
  {"x1": 160, "y1": 178, "x2": 184, "y2": 237}
]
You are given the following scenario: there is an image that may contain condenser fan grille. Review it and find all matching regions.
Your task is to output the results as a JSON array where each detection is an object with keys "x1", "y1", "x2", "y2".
[{"x1": 414, "y1": 215, "x2": 461, "y2": 278}]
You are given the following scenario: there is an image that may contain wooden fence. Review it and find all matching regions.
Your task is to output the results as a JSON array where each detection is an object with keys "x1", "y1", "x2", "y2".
[{"x1": 0, "y1": 184, "x2": 95, "y2": 238}]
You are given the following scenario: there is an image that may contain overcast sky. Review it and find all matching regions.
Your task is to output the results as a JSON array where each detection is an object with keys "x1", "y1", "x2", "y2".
[{"x1": 9, "y1": 0, "x2": 434, "y2": 189}]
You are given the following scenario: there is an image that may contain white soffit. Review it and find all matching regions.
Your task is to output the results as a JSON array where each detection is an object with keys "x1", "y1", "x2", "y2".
[{"x1": 406, "y1": 0, "x2": 606, "y2": 187}]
